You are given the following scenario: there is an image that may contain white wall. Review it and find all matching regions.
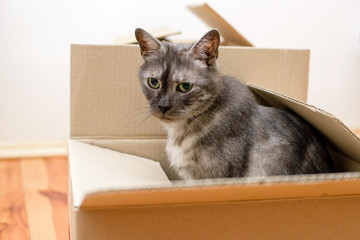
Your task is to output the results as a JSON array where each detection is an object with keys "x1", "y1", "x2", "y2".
[{"x1": 0, "y1": 0, "x2": 359, "y2": 143}]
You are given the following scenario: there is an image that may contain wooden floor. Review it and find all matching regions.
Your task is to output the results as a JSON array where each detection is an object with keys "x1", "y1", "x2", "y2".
[{"x1": 0, "y1": 156, "x2": 68, "y2": 240}]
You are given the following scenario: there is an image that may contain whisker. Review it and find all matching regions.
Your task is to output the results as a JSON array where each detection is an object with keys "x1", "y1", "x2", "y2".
[
  {"x1": 122, "y1": 108, "x2": 153, "y2": 133},
  {"x1": 185, "y1": 112, "x2": 218, "y2": 144},
  {"x1": 129, "y1": 113, "x2": 154, "y2": 132},
  {"x1": 183, "y1": 119, "x2": 196, "y2": 136},
  {"x1": 126, "y1": 107, "x2": 150, "y2": 116},
  {"x1": 123, "y1": 113, "x2": 153, "y2": 133},
  {"x1": 129, "y1": 110, "x2": 150, "y2": 121}
]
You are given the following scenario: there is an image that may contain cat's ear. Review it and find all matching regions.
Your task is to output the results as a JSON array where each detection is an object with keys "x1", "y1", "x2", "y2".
[
  {"x1": 190, "y1": 29, "x2": 220, "y2": 66},
  {"x1": 135, "y1": 28, "x2": 162, "y2": 59}
]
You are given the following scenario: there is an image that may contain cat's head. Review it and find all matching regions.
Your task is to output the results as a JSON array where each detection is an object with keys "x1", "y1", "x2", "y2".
[{"x1": 135, "y1": 28, "x2": 223, "y2": 123}]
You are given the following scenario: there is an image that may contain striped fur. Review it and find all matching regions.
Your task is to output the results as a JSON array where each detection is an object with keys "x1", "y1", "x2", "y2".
[{"x1": 135, "y1": 28, "x2": 333, "y2": 179}]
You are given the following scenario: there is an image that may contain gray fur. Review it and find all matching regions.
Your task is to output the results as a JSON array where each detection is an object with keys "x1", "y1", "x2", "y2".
[{"x1": 135, "y1": 28, "x2": 333, "y2": 179}]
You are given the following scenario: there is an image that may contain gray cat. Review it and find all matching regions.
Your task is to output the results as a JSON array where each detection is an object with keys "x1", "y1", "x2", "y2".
[{"x1": 135, "y1": 28, "x2": 333, "y2": 180}]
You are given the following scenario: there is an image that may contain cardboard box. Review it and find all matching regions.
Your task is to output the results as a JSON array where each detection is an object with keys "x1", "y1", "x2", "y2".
[
  {"x1": 188, "y1": 3, "x2": 253, "y2": 46},
  {"x1": 68, "y1": 43, "x2": 360, "y2": 240},
  {"x1": 68, "y1": 3, "x2": 360, "y2": 239}
]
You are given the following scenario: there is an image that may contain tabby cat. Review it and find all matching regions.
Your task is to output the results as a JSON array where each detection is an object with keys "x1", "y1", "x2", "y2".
[{"x1": 135, "y1": 28, "x2": 332, "y2": 179}]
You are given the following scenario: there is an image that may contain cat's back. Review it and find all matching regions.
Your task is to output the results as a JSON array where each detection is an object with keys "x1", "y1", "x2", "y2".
[
  {"x1": 219, "y1": 75, "x2": 259, "y2": 115},
  {"x1": 247, "y1": 106, "x2": 332, "y2": 176},
  {"x1": 220, "y1": 76, "x2": 332, "y2": 176}
]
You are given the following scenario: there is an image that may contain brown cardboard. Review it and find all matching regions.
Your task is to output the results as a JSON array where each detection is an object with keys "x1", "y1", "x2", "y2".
[
  {"x1": 70, "y1": 45, "x2": 309, "y2": 139},
  {"x1": 69, "y1": 189, "x2": 360, "y2": 240},
  {"x1": 68, "y1": 140, "x2": 171, "y2": 207},
  {"x1": 68, "y1": 43, "x2": 360, "y2": 240},
  {"x1": 248, "y1": 85, "x2": 360, "y2": 168},
  {"x1": 113, "y1": 27, "x2": 181, "y2": 45},
  {"x1": 188, "y1": 3, "x2": 253, "y2": 46}
]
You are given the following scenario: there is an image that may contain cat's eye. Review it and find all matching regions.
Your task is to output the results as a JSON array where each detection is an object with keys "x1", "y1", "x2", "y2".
[
  {"x1": 177, "y1": 83, "x2": 193, "y2": 93},
  {"x1": 148, "y1": 78, "x2": 160, "y2": 89}
]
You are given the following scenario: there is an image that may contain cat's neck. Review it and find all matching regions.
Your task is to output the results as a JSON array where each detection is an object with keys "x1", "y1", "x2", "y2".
[
  {"x1": 162, "y1": 98, "x2": 223, "y2": 145},
  {"x1": 162, "y1": 121, "x2": 184, "y2": 136}
]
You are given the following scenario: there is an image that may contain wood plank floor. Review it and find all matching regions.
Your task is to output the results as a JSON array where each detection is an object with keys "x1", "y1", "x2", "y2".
[{"x1": 0, "y1": 157, "x2": 68, "y2": 240}]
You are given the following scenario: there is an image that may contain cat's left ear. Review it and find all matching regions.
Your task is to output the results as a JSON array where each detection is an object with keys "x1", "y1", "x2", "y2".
[
  {"x1": 190, "y1": 29, "x2": 220, "y2": 66},
  {"x1": 135, "y1": 28, "x2": 162, "y2": 59}
]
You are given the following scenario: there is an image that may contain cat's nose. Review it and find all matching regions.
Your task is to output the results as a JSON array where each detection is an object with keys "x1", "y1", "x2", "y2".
[
  {"x1": 158, "y1": 104, "x2": 171, "y2": 114},
  {"x1": 158, "y1": 96, "x2": 171, "y2": 114}
]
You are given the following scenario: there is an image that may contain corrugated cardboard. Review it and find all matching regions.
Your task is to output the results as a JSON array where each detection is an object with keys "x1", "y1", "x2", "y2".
[
  {"x1": 69, "y1": 44, "x2": 360, "y2": 240},
  {"x1": 113, "y1": 4, "x2": 253, "y2": 47},
  {"x1": 188, "y1": 3, "x2": 253, "y2": 46},
  {"x1": 70, "y1": 45, "x2": 309, "y2": 138},
  {"x1": 113, "y1": 27, "x2": 181, "y2": 45}
]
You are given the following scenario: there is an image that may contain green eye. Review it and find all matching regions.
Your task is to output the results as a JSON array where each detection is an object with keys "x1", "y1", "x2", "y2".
[
  {"x1": 148, "y1": 78, "x2": 160, "y2": 89},
  {"x1": 177, "y1": 82, "x2": 193, "y2": 93}
]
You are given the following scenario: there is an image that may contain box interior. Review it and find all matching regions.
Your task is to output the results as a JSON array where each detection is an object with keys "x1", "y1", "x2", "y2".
[{"x1": 69, "y1": 44, "x2": 360, "y2": 209}]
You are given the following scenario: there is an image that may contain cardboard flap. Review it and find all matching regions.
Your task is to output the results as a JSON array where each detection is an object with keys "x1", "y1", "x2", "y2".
[
  {"x1": 68, "y1": 140, "x2": 171, "y2": 208},
  {"x1": 78, "y1": 173, "x2": 360, "y2": 209},
  {"x1": 113, "y1": 27, "x2": 181, "y2": 45},
  {"x1": 188, "y1": 3, "x2": 253, "y2": 46},
  {"x1": 248, "y1": 84, "x2": 360, "y2": 164}
]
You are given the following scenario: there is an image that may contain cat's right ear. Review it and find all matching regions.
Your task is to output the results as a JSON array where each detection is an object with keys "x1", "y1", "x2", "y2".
[
  {"x1": 135, "y1": 28, "x2": 162, "y2": 59},
  {"x1": 190, "y1": 29, "x2": 220, "y2": 66}
]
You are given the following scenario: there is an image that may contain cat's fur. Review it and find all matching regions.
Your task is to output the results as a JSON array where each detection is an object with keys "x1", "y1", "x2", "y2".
[{"x1": 135, "y1": 28, "x2": 333, "y2": 179}]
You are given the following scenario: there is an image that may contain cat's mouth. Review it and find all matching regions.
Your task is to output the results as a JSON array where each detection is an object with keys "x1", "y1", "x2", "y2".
[
  {"x1": 149, "y1": 107, "x2": 188, "y2": 122},
  {"x1": 159, "y1": 114, "x2": 178, "y2": 123},
  {"x1": 152, "y1": 112, "x2": 182, "y2": 123}
]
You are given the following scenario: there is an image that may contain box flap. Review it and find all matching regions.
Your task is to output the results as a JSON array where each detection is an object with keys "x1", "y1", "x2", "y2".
[
  {"x1": 69, "y1": 137, "x2": 360, "y2": 209},
  {"x1": 70, "y1": 44, "x2": 309, "y2": 138},
  {"x1": 113, "y1": 27, "x2": 181, "y2": 45},
  {"x1": 68, "y1": 140, "x2": 171, "y2": 208},
  {"x1": 188, "y1": 3, "x2": 253, "y2": 46},
  {"x1": 248, "y1": 84, "x2": 360, "y2": 165},
  {"x1": 69, "y1": 135, "x2": 360, "y2": 209},
  {"x1": 78, "y1": 173, "x2": 360, "y2": 209}
]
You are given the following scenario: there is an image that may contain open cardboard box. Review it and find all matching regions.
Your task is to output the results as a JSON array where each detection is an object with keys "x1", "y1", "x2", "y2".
[
  {"x1": 68, "y1": 4, "x2": 360, "y2": 240},
  {"x1": 69, "y1": 44, "x2": 360, "y2": 240}
]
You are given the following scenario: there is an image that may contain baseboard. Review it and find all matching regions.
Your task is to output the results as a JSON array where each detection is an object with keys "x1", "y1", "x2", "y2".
[{"x1": 0, "y1": 140, "x2": 67, "y2": 159}]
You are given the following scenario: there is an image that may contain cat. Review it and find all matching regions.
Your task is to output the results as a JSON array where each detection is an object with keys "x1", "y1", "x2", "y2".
[{"x1": 135, "y1": 28, "x2": 333, "y2": 180}]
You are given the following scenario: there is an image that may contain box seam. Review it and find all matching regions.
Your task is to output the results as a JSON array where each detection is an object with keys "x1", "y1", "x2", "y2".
[
  {"x1": 70, "y1": 136, "x2": 167, "y2": 140},
  {"x1": 77, "y1": 193, "x2": 360, "y2": 211}
]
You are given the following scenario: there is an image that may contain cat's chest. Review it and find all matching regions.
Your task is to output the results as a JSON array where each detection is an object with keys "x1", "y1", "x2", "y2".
[
  {"x1": 166, "y1": 135, "x2": 196, "y2": 167},
  {"x1": 165, "y1": 125, "x2": 197, "y2": 169}
]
